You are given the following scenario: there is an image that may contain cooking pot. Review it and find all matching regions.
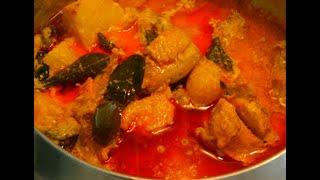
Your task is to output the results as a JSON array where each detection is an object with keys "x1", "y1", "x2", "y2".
[{"x1": 34, "y1": 0, "x2": 286, "y2": 179}]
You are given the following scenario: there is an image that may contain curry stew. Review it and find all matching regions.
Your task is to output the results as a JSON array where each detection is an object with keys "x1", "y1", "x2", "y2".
[{"x1": 34, "y1": 0, "x2": 285, "y2": 178}]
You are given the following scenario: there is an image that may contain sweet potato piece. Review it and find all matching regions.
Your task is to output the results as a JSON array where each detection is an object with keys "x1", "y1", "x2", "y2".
[
  {"x1": 197, "y1": 98, "x2": 264, "y2": 165},
  {"x1": 121, "y1": 89, "x2": 174, "y2": 133},
  {"x1": 186, "y1": 58, "x2": 222, "y2": 106}
]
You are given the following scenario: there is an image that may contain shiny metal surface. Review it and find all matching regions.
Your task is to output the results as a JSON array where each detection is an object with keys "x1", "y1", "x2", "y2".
[{"x1": 34, "y1": 0, "x2": 286, "y2": 179}]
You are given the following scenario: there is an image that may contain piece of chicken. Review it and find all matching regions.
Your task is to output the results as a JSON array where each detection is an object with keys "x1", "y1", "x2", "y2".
[
  {"x1": 34, "y1": 91, "x2": 80, "y2": 141},
  {"x1": 196, "y1": 98, "x2": 264, "y2": 165},
  {"x1": 121, "y1": 87, "x2": 175, "y2": 134},
  {"x1": 142, "y1": 27, "x2": 201, "y2": 92},
  {"x1": 233, "y1": 98, "x2": 279, "y2": 144}
]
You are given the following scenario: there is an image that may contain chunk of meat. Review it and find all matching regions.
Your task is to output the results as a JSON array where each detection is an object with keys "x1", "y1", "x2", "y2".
[
  {"x1": 233, "y1": 98, "x2": 279, "y2": 143},
  {"x1": 222, "y1": 76, "x2": 279, "y2": 143},
  {"x1": 161, "y1": 43, "x2": 200, "y2": 83},
  {"x1": 186, "y1": 58, "x2": 222, "y2": 106},
  {"x1": 34, "y1": 91, "x2": 80, "y2": 140},
  {"x1": 147, "y1": 28, "x2": 190, "y2": 66},
  {"x1": 143, "y1": 28, "x2": 201, "y2": 92},
  {"x1": 196, "y1": 98, "x2": 264, "y2": 165},
  {"x1": 121, "y1": 89, "x2": 175, "y2": 134}
]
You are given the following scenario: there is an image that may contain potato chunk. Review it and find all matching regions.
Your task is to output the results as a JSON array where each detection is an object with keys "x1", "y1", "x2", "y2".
[
  {"x1": 43, "y1": 38, "x2": 80, "y2": 76},
  {"x1": 196, "y1": 98, "x2": 264, "y2": 165},
  {"x1": 63, "y1": 0, "x2": 125, "y2": 50},
  {"x1": 186, "y1": 58, "x2": 222, "y2": 106},
  {"x1": 121, "y1": 90, "x2": 175, "y2": 133}
]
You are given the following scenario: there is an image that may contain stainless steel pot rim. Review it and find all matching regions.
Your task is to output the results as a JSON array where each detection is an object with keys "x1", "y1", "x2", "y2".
[{"x1": 34, "y1": 128, "x2": 286, "y2": 180}]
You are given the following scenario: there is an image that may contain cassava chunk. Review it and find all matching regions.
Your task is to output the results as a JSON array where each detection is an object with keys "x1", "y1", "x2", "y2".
[
  {"x1": 43, "y1": 38, "x2": 80, "y2": 76},
  {"x1": 186, "y1": 58, "x2": 222, "y2": 106},
  {"x1": 196, "y1": 98, "x2": 264, "y2": 165},
  {"x1": 121, "y1": 90, "x2": 174, "y2": 133}
]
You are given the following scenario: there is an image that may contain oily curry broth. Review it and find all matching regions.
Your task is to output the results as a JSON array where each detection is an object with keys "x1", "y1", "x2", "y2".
[{"x1": 34, "y1": 0, "x2": 285, "y2": 178}]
